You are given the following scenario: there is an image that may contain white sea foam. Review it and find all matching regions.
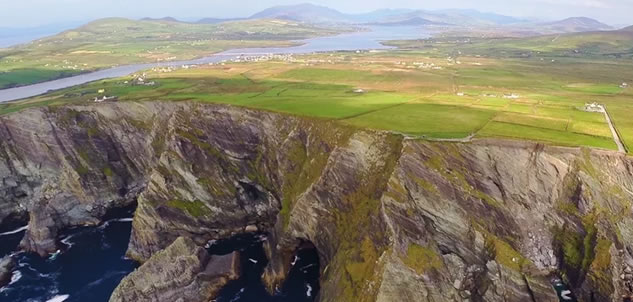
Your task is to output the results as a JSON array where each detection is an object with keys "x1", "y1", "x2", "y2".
[
  {"x1": 228, "y1": 288, "x2": 245, "y2": 302},
  {"x1": 60, "y1": 235, "x2": 75, "y2": 248},
  {"x1": 205, "y1": 240, "x2": 217, "y2": 249},
  {"x1": 99, "y1": 217, "x2": 133, "y2": 229},
  {"x1": 306, "y1": 284, "x2": 313, "y2": 297},
  {"x1": 8, "y1": 270, "x2": 21, "y2": 285},
  {"x1": 46, "y1": 294, "x2": 70, "y2": 302},
  {"x1": 291, "y1": 256, "x2": 299, "y2": 266},
  {"x1": 0, "y1": 225, "x2": 28, "y2": 236},
  {"x1": 48, "y1": 250, "x2": 61, "y2": 261}
]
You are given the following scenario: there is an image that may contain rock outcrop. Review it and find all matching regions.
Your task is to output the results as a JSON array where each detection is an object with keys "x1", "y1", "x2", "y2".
[
  {"x1": 0, "y1": 255, "x2": 15, "y2": 287},
  {"x1": 1, "y1": 101, "x2": 633, "y2": 301},
  {"x1": 109, "y1": 236, "x2": 239, "y2": 302}
]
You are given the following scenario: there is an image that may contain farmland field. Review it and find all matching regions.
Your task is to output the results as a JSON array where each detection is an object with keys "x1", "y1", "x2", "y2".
[{"x1": 2, "y1": 36, "x2": 633, "y2": 153}]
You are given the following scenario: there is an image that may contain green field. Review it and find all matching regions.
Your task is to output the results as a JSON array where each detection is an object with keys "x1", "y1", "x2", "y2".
[
  {"x1": 2, "y1": 30, "x2": 633, "y2": 153},
  {"x1": 343, "y1": 104, "x2": 495, "y2": 138}
]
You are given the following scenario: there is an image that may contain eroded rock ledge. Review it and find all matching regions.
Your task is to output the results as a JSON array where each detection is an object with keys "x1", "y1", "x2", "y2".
[
  {"x1": 1, "y1": 101, "x2": 633, "y2": 302},
  {"x1": 109, "y1": 236, "x2": 239, "y2": 302}
]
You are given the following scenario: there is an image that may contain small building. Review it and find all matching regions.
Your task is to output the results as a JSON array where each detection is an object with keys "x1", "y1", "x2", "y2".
[
  {"x1": 97, "y1": 89, "x2": 105, "y2": 94},
  {"x1": 353, "y1": 88, "x2": 365, "y2": 94},
  {"x1": 503, "y1": 93, "x2": 520, "y2": 99},
  {"x1": 621, "y1": 82, "x2": 629, "y2": 88},
  {"x1": 456, "y1": 92, "x2": 465, "y2": 96},
  {"x1": 93, "y1": 95, "x2": 118, "y2": 103},
  {"x1": 583, "y1": 102, "x2": 604, "y2": 113}
]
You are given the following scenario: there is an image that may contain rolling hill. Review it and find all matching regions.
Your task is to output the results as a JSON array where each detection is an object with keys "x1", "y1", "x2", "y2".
[
  {"x1": 244, "y1": 3, "x2": 524, "y2": 26},
  {"x1": 540, "y1": 17, "x2": 612, "y2": 32},
  {"x1": 390, "y1": 26, "x2": 633, "y2": 59},
  {"x1": 250, "y1": 3, "x2": 351, "y2": 23},
  {"x1": 367, "y1": 17, "x2": 446, "y2": 26}
]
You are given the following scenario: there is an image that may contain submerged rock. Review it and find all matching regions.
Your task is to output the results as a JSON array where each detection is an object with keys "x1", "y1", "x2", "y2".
[
  {"x1": 109, "y1": 236, "x2": 239, "y2": 302},
  {"x1": 0, "y1": 255, "x2": 16, "y2": 287}
]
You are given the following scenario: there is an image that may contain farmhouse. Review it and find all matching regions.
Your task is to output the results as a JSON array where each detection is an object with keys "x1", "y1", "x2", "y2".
[
  {"x1": 503, "y1": 93, "x2": 520, "y2": 99},
  {"x1": 93, "y1": 95, "x2": 118, "y2": 103},
  {"x1": 583, "y1": 102, "x2": 604, "y2": 113},
  {"x1": 621, "y1": 82, "x2": 629, "y2": 88}
]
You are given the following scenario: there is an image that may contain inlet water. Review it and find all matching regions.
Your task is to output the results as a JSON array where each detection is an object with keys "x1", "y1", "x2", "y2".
[
  {"x1": 1, "y1": 227, "x2": 320, "y2": 302},
  {"x1": 0, "y1": 219, "x2": 137, "y2": 302},
  {"x1": 211, "y1": 234, "x2": 320, "y2": 302}
]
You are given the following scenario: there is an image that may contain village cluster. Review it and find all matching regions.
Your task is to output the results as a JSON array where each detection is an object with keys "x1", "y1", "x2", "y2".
[{"x1": 455, "y1": 92, "x2": 520, "y2": 99}]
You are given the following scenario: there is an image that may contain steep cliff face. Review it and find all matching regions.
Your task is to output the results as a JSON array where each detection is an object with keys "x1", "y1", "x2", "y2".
[
  {"x1": 0, "y1": 103, "x2": 174, "y2": 255},
  {"x1": 1, "y1": 101, "x2": 632, "y2": 302}
]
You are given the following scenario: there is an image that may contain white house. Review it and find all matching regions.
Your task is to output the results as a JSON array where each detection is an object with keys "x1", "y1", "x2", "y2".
[
  {"x1": 583, "y1": 102, "x2": 604, "y2": 113},
  {"x1": 503, "y1": 93, "x2": 520, "y2": 99}
]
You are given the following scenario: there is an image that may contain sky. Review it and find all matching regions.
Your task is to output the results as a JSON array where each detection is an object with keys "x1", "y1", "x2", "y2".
[{"x1": 1, "y1": 0, "x2": 632, "y2": 28}]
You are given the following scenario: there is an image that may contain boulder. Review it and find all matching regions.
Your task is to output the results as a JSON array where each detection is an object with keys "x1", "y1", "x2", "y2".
[{"x1": 0, "y1": 256, "x2": 16, "y2": 288}]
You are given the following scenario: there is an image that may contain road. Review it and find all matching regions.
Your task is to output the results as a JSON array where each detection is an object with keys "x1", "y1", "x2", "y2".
[{"x1": 601, "y1": 105, "x2": 627, "y2": 153}]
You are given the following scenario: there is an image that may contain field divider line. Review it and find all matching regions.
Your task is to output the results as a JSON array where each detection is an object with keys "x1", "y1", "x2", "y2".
[{"x1": 335, "y1": 97, "x2": 425, "y2": 121}]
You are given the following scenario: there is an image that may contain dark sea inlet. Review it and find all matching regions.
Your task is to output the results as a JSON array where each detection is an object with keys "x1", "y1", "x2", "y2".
[
  {"x1": 1, "y1": 224, "x2": 320, "y2": 302},
  {"x1": 0, "y1": 219, "x2": 137, "y2": 302}
]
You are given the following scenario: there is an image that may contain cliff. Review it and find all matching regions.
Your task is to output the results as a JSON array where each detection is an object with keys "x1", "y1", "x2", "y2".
[{"x1": 1, "y1": 101, "x2": 633, "y2": 301}]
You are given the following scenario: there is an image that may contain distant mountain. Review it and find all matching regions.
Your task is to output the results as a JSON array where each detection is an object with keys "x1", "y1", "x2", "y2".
[
  {"x1": 542, "y1": 17, "x2": 612, "y2": 32},
  {"x1": 367, "y1": 17, "x2": 446, "y2": 27},
  {"x1": 246, "y1": 3, "x2": 521, "y2": 26},
  {"x1": 250, "y1": 3, "x2": 351, "y2": 23},
  {"x1": 436, "y1": 9, "x2": 524, "y2": 24},
  {"x1": 196, "y1": 18, "x2": 246, "y2": 24},
  {"x1": 379, "y1": 10, "x2": 485, "y2": 26},
  {"x1": 349, "y1": 9, "x2": 417, "y2": 23},
  {"x1": 620, "y1": 25, "x2": 633, "y2": 32},
  {"x1": 141, "y1": 17, "x2": 182, "y2": 23}
]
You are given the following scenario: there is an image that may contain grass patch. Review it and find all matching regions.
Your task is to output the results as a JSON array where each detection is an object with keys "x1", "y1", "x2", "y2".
[
  {"x1": 166, "y1": 199, "x2": 210, "y2": 218},
  {"x1": 402, "y1": 243, "x2": 443, "y2": 275}
]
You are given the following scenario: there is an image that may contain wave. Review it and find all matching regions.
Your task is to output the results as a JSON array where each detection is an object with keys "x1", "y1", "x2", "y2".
[
  {"x1": 306, "y1": 284, "x2": 313, "y2": 297},
  {"x1": 98, "y1": 217, "x2": 133, "y2": 230},
  {"x1": 60, "y1": 235, "x2": 75, "y2": 249},
  {"x1": 8, "y1": 270, "x2": 22, "y2": 286},
  {"x1": 0, "y1": 225, "x2": 28, "y2": 236},
  {"x1": 48, "y1": 250, "x2": 61, "y2": 261},
  {"x1": 46, "y1": 294, "x2": 70, "y2": 302}
]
